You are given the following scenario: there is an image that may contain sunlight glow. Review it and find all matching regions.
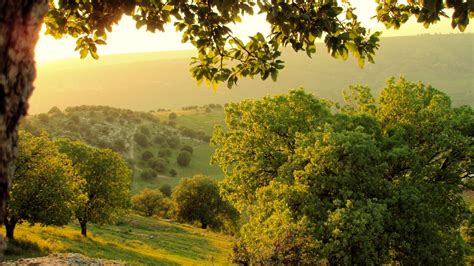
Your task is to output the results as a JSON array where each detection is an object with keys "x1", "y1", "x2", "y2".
[{"x1": 35, "y1": 2, "x2": 470, "y2": 64}]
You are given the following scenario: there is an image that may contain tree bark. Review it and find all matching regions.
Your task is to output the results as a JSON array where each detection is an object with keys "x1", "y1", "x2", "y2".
[
  {"x1": 0, "y1": 0, "x2": 48, "y2": 258},
  {"x1": 4, "y1": 218, "x2": 16, "y2": 240},
  {"x1": 80, "y1": 220, "x2": 87, "y2": 237}
]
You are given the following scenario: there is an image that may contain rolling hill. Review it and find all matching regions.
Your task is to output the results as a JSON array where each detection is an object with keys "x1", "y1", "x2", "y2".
[{"x1": 30, "y1": 33, "x2": 473, "y2": 115}]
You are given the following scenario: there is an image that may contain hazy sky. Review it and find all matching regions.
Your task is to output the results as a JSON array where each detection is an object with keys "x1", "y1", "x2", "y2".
[{"x1": 35, "y1": 2, "x2": 471, "y2": 63}]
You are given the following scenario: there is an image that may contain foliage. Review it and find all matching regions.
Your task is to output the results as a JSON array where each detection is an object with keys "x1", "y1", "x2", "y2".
[
  {"x1": 134, "y1": 132, "x2": 149, "y2": 148},
  {"x1": 140, "y1": 168, "x2": 157, "y2": 180},
  {"x1": 5, "y1": 132, "x2": 80, "y2": 240},
  {"x1": 177, "y1": 151, "x2": 192, "y2": 167},
  {"x1": 168, "y1": 112, "x2": 177, "y2": 120},
  {"x1": 141, "y1": 150, "x2": 154, "y2": 161},
  {"x1": 181, "y1": 145, "x2": 193, "y2": 154},
  {"x1": 169, "y1": 169, "x2": 178, "y2": 177},
  {"x1": 45, "y1": 0, "x2": 470, "y2": 88},
  {"x1": 148, "y1": 158, "x2": 167, "y2": 174},
  {"x1": 132, "y1": 189, "x2": 171, "y2": 217},
  {"x1": 212, "y1": 78, "x2": 473, "y2": 264},
  {"x1": 172, "y1": 175, "x2": 238, "y2": 230},
  {"x1": 57, "y1": 139, "x2": 132, "y2": 236},
  {"x1": 159, "y1": 184, "x2": 172, "y2": 198}
]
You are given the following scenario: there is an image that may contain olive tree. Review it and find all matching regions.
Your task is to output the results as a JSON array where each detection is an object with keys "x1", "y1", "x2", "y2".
[
  {"x1": 212, "y1": 78, "x2": 473, "y2": 264},
  {"x1": 5, "y1": 131, "x2": 80, "y2": 240},
  {"x1": 57, "y1": 139, "x2": 132, "y2": 237}
]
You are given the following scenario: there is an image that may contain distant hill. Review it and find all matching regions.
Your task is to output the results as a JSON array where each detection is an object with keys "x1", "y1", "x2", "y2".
[
  {"x1": 31, "y1": 34, "x2": 473, "y2": 114},
  {"x1": 21, "y1": 105, "x2": 224, "y2": 193}
]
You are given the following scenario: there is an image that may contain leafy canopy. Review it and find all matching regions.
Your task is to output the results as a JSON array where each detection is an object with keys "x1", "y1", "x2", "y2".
[
  {"x1": 6, "y1": 132, "x2": 80, "y2": 237},
  {"x1": 45, "y1": 1, "x2": 471, "y2": 88},
  {"x1": 212, "y1": 78, "x2": 473, "y2": 264},
  {"x1": 57, "y1": 139, "x2": 132, "y2": 231},
  {"x1": 172, "y1": 175, "x2": 238, "y2": 230}
]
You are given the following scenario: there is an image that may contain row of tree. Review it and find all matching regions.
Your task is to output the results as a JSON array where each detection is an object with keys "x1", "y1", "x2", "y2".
[{"x1": 5, "y1": 132, "x2": 131, "y2": 239}]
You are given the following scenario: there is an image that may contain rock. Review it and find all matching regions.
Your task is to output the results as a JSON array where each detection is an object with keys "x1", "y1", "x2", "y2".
[{"x1": 3, "y1": 253, "x2": 128, "y2": 265}]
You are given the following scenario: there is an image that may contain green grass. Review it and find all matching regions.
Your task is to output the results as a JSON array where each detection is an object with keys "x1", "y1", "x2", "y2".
[
  {"x1": 4, "y1": 214, "x2": 233, "y2": 265},
  {"x1": 175, "y1": 110, "x2": 226, "y2": 135}
]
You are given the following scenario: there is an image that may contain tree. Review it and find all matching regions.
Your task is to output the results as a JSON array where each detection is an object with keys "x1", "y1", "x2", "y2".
[
  {"x1": 0, "y1": 0, "x2": 469, "y2": 243},
  {"x1": 177, "y1": 151, "x2": 192, "y2": 167},
  {"x1": 159, "y1": 184, "x2": 172, "y2": 198},
  {"x1": 148, "y1": 157, "x2": 167, "y2": 174},
  {"x1": 134, "y1": 132, "x2": 149, "y2": 148},
  {"x1": 4, "y1": 132, "x2": 80, "y2": 240},
  {"x1": 169, "y1": 169, "x2": 178, "y2": 177},
  {"x1": 212, "y1": 78, "x2": 473, "y2": 264},
  {"x1": 181, "y1": 145, "x2": 194, "y2": 154},
  {"x1": 141, "y1": 150, "x2": 154, "y2": 161},
  {"x1": 57, "y1": 139, "x2": 132, "y2": 237},
  {"x1": 132, "y1": 188, "x2": 171, "y2": 217},
  {"x1": 47, "y1": 106, "x2": 62, "y2": 115},
  {"x1": 172, "y1": 175, "x2": 238, "y2": 230},
  {"x1": 140, "y1": 168, "x2": 157, "y2": 180},
  {"x1": 168, "y1": 112, "x2": 177, "y2": 120}
]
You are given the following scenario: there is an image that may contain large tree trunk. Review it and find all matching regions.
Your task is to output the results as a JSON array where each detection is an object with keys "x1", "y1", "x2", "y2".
[
  {"x1": 4, "y1": 218, "x2": 16, "y2": 240},
  {"x1": 80, "y1": 220, "x2": 87, "y2": 237},
  {"x1": 0, "y1": 0, "x2": 49, "y2": 259}
]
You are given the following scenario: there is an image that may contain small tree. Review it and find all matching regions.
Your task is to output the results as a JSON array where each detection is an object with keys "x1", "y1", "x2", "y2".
[
  {"x1": 141, "y1": 150, "x2": 154, "y2": 161},
  {"x1": 134, "y1": 132, "x2": 149, "y2": 148},
  {"x1": 4, "y1": 132, "x2": 80, "y2": 240},
  {"x1": 168, "y1": 112, "x2": 177, "y2": 120},
  {"x1": 48, "y1": 106, "x2": 62, "y2": 115},
  {"x1": 172, "y1": 175, "x2": 238, "y2": 230},
  {"x1": 148, "y1": 158, "x2": 167, "y2": 174},
  {"x1": 132, "y1": 189, "x2": 171, "y2": 217},
  {"x1": 181, "y1": 145, "x2": 194, "y2": 154},
  {"x1": 169, "y1": 169, "x2": 178, "y2": 177},
  {"x1": 140, "y1": 168, "x2": 157, "y2": 180},
  {"x1": 57, "y1": 139, "x2": 132, "y2": 237},
  {"x1": 177, "y1": 151, "x2": 192, "y2": 167},
  {"x1": 159, "y1": 184, "x2": 172, "y2": 198}
]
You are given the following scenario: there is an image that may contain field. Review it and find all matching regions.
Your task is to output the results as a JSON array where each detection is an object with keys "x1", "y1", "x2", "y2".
[{"x1": 4, "y1": 214, "x2": 233, "y2": 265}]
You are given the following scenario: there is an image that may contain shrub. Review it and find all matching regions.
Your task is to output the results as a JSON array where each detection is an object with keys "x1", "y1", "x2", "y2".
[
  {"x1": 181, "y1": 145, "x2": 193, "y2": 154},
  {"x1": 132, "y1": 189, "x2": 171, "y2": 217},
  {"x1": 177, "y1": 151, "x2": 192, "y2": 167},
  {"x1": 141, "y1": 150, "x2": 154, "y2": 161}
]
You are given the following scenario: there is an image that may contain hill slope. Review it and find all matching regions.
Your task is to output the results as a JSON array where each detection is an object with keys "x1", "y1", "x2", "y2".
[
  {"x1": 4, "y1": 214, "x2": 233, "y2": 265},
  {"x1": 21, "y1": 105, "x2": 224, "y2": 193},
  {"x1": 31, "y1": 34, "x2": 474, "y2": 114}
]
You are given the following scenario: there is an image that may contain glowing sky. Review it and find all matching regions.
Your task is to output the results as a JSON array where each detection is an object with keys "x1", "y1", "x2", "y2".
[{"x1": 35, "y1": 2, "x2": 471, "y2": 64}]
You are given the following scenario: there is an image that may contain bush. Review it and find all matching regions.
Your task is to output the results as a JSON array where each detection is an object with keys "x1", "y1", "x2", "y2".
[
  {"x1": 159, "y1": 184, "x2": 172, "y2": 197},
  {"x1": 177, "y1": 151, "x2": 192, "y2": 167},
  {"x1": 148, "y1": 157, "x2": 167, "y2": 174},
  {"x1": 172, "y1": 175, "x2": 238, "y2": 230},
  {"x1": 141, "y1": 150, "x2": 154, "y2": 161},
  {"x1": 132, "y1": 189, "x2": 171, "y2": 217},
  {"x1": 169, "y1": 169, "x2": 178, "y2": 177},
  {"x1": 140, "y1": 168, "x2": 157, "y2": 180},
  {"x1": 139, "y1": 125, "x2": 151, "y2": 136},
  {"x1": 167, "y1": 137, "x2": 180, "y2": 148},
  {"x1": 181, "y1": 145, "x2": 193, "y2": 154},
  {"x1": 168, "y1": 112, "x2": 177, "y2": 120},
  {"x1": 134, "y1": 132, "x2": 149, "y2": 147},
  {"x1": 154, "y1": 134, "x2": 166, "y2": 145}
]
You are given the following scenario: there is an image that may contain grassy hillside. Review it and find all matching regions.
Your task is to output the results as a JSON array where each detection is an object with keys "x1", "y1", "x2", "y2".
[
  {"x1": 20, "y1": 105, "x2": 224, "y2": 194},
  {"x1": 4, "y1": 214, "x2": 233, "y2": 265},
  {"x1": 31, "y1": 34, "x2": 473, "y2": 114}
]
